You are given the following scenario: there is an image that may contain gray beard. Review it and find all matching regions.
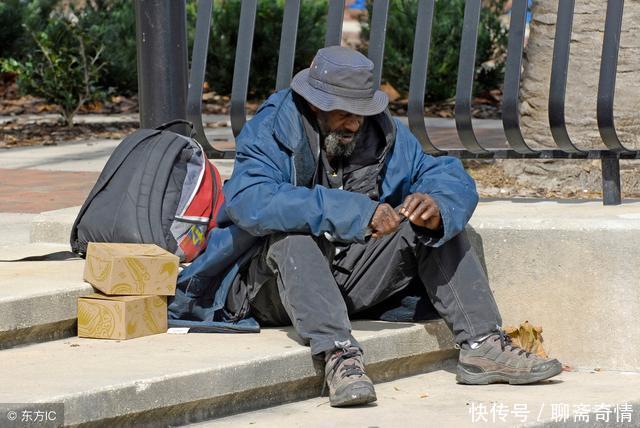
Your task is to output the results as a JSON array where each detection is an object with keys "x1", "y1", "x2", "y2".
[{"x1": 324, "y1": 131, "x2": 358, "y2": 159}]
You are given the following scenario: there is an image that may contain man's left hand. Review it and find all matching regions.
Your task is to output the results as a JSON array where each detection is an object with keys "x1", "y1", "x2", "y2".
[{"x1": 399, "y1": 193, "x2": 442, "y2": 230}]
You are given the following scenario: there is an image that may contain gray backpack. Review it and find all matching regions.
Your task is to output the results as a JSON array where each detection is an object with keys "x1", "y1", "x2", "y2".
[{"x1": 70, "y1": 120, "x2": 224, "y2": 262}]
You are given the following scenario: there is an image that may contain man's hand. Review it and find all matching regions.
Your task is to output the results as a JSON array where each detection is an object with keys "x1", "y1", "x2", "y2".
[
  {"x1": 399, "y1": 193, "x2": 441, "y2": 230},
  {"x1": 369, "y1": 203, "x2": 402, "y2": 238}
]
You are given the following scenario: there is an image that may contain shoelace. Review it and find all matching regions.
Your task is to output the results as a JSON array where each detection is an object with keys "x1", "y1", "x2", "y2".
[
  {"x1": 498, "y1": 329, "x2": 533, "y2": 358},
  {"x1": 322, "y1": 347, "x2": 365, "y2": 396},
  {"x1": 334, "y1": 349, "x2": 365, "y2": 378}
]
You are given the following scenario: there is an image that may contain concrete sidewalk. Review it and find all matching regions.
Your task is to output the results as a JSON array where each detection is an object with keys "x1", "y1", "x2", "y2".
[{"x1": 200, "y1": 364, "x2": 640, "y2": 428}]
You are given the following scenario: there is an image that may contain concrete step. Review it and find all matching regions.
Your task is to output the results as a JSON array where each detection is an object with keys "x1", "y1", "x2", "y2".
[
  {"x1": 0, "y1": 212, "x2": 37, "y2": 245},
  {"x1": 0, "y1": 319, "x2": 456, "y2": 427},
  {"x1": 0, "y1": 244, "x2": 91, "y2": 349},
  {"x1": 26, "y1": 200, "x2": 640, "y2": 371},
  {"x1": 469, "y1": 200, "x2": 640, "y2": 371},
  {"x1": 29, "y1": 207, "x2": 78, "y2": 245},
  {"x1": 201, "y1": 364, "x2": 640, "y2": 428}
]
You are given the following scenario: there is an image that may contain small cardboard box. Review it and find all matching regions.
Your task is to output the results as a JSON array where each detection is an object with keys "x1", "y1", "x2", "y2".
[
  {"x1": 83, "y1": 243, "x2": 179, "y2": 296},
  {"x1": 77, "y1": 293, "x2": 168, "y2": 339}
]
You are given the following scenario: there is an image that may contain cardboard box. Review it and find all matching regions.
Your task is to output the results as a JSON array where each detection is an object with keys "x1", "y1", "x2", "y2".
[
  {"x1": 77, "y1": 293, "x2": 168, "y2": 339},
  {"x1": 83, "y1": 243, "x2": 179, "y2": 296}
]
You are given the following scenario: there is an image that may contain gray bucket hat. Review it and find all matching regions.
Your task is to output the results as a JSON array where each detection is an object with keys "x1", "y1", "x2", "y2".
[{"x1": 291, "y1": 46, "x2": 388, "y2": 116}]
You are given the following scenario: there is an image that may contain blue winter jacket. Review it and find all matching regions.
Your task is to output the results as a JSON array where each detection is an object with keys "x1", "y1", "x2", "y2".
[{"x1": 167, "y1": 89, "x2": 478, "y2": 332}]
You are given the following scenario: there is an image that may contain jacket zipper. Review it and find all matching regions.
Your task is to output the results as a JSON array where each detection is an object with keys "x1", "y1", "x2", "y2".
[{"x1": 291, "y1": 154, "x2": 297, "y2": 186}]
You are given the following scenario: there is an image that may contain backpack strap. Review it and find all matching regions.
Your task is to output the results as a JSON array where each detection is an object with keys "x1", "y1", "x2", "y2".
[
  {"x1": 137, "y1": 133, "x2": 192, "y2": 248},
  {"x1": 0, "y1": 251, "x2": 80, "y2": 262},
  {"x1": 70, "y1": 129, "x2": 161, "y2": 254},
  {"x1": 155, "y1": 119, "x2": 196, "y2": 137}
]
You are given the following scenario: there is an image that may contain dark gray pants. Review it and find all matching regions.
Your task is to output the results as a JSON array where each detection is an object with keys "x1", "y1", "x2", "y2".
[{"x1": 242, "y1": 220, "x2": 502, "y2": 356}]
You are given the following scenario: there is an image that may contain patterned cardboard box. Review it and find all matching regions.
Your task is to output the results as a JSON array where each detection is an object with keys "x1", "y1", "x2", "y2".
[
  {"x1": 83, "y1": 243, "x2": 179, "y2": 296},
  {"x1": 78, "y1": 293, "x2": 167, "y2": 339}
]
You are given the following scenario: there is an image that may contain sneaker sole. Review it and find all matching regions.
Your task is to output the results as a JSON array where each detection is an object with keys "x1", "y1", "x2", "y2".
[
  {"x1": 330, "y1": 383, "x2": 377, "y2": 407},
  {"x1": 456, "y1": 362, "x2": 563, "y2": 385}
]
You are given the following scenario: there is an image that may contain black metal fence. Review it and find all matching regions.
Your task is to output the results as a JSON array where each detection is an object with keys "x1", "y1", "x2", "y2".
[{"x1": 136, "y1": 0, "x2": 638, "y2": 205}]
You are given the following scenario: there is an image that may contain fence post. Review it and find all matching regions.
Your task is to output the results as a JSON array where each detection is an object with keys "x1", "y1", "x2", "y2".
[
  {"x1": 135, "y1": 0, "x2": 189, "y2": 133},
  {"x1": 602, "y1": 155, "x2": 622, "y2": 205}
]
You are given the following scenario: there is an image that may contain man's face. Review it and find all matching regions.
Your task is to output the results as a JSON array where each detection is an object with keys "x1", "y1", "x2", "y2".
[{"x1": 313, "y1": 108, "x2": 364, "y2": 159}]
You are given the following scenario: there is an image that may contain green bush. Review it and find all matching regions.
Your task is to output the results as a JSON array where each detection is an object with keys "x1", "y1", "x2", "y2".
[
  {"x1": 0, "y1": 1, "x2": 27, "y2": 60},
  {"x1": 1, "y1": 1, "x2": 138, "y2": 96},
  {"x1": 2, "y1": 1, "x2": 327, "y2": 102},
  {"x1": 362, "y1": 0, "x2": 507, "y2": 101},
  {"x1": 2, "y1": 11, "x2": 107, "y2": 126},
  {"x1": 64, "y1": 0, "x2": 196, "y2": 96},
  {"x1": 205, "y1": 0, "x2": 327, "y2": 99},
  {"x1": 58, "y1": 0, "x2": 327, "y2": 99},
  {"x1": 0, "y1": 0, "x2": 58, "y2": 60},
  {"x1": 80, "y1": 0, "x2": 198, "y2": 96},
  {"x1": 80, "y1": 0, "x2": 138, "y2": 95}
]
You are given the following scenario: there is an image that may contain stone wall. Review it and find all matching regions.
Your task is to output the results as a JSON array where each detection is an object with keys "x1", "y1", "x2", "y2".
[{"x1": 520, "y1": 0, "x2": 640, "y2": 150}]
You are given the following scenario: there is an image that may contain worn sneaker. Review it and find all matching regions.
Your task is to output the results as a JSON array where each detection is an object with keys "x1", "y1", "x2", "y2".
[
  {"x1": 324, "y1": 344, "x2": 377, "y2": 407},
  {"x1": 457, "y1": 331, "x2": 562, "y2": 385}
]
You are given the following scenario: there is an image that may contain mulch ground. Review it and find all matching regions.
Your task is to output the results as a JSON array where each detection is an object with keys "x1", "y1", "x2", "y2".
[{"x1": 0, "y1": 121, "x2": 138, "y2": 148}]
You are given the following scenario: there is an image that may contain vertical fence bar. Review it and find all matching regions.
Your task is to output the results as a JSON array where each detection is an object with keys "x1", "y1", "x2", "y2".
[
  {"x1": 547, "y1": 0, "x2": 582, "y2": 153},
  {"x1": 325, "y1": 0, "x2": 345, "y2": 47},
  {"x1": 597, "y1": 0, "x2": 628, "y2": 152},
  {"x1": 502, "y1": 0, "x2": 535, "y2": 154},
  {"x1": 367, "y1": 0, "x2": 389, "y2": 90},
  {"x1": 454, "y1": 0, "x2": 488, "y2": 154},
  {"x1": 602, "y1": 154, "x2": 622, "y2": 205},
  {"x1": 135, "y1": 0, "x2": 188, "y2": 132},
  {"x1": 275, "y1": 0, "x2": 301, "y2": 91},
  {"x1": 408, "y1": 0, "x2": 441, "y2": 154},
  {"x1": 597, "y1": 0, "x2": 626, "y2": 205},
  {"x1": 187, "y1": 0, "x2": 234, "y2": 158},
  {"x1": 230, "y1": 0, "x2": 258, "y2": 137}
]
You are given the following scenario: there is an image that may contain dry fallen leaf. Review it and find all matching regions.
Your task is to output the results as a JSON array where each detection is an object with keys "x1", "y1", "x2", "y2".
[{"x1": 504, "y1": 320, "x2": 548, "y2": 358}]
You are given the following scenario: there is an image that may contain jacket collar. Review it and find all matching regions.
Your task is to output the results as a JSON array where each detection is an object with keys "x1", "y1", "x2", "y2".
[
  {"x1": 270, "y1": 88, "x2": 396, "y2": 155},
  {"x1": 271, "y1": 89, "x2": 306, "y2": 152}
]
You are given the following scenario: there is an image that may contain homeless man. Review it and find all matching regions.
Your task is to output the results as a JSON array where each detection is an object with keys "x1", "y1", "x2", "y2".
[{"x1": 168, "y1": 46, "x2": 562, "y2": 407}]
